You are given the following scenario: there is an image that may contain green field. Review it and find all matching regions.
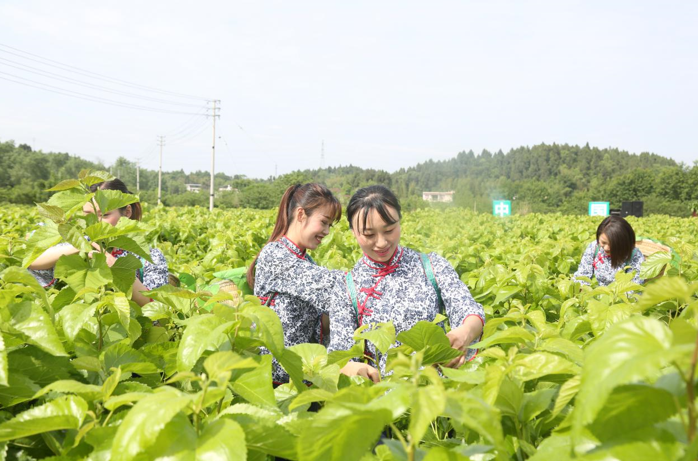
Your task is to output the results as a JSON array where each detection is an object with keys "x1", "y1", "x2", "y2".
[{"x1": 1, "y1": 175, "x2": 698, "y2": 460}]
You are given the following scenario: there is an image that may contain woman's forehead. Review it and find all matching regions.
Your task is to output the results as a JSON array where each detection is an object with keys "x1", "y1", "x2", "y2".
[{"x1": 354, "y1": 206, "x2": 398, "y2": 229}]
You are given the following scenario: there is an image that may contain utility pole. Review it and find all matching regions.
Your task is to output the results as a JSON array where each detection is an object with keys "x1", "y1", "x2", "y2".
[
  {"x1": 275, "y1": 164, "x2": 278, "y2": 179},
  {"x1": 209, "y1": 100, "x2": 221, "y2": 212},
  {"x1": 136, "y1": 159, "x2": 140, "y2": 192},
  {"x1": 158, "y1": 135, "x2": 165, "y2": 205}
]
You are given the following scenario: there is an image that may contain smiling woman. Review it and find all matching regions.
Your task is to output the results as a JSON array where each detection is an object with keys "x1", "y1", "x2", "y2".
[
  {"x1": 247, "y1": 183, "x2": 344, "y2": 384},
  {"x1": 328, "y1": 185, "x2": 485, "y2": 382},
  {"x1": 27, "y1": 178, "x2": 169, "y2": 305}
]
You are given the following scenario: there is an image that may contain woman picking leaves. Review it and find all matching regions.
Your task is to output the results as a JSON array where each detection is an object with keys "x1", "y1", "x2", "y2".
[
  {"x1": 573, "y1": 215, "x2": 644, "y2": 287},
  {"x1": 247, "y1": 183, "x2": 343, "y2": 384},
  {"x1": 28, "y1": 178, "x2": 169, "y2": 305},
  {"x1": 327, "y1": 185, "x2": 485, "y2": 382}
]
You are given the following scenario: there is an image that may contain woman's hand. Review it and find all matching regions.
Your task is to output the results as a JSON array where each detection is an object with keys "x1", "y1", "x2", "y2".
[
  {"x1": 340, "y1": 361, "x2": 381, "y2": 383},
  {"x1": 445, "y1": 315, "x2": 484, "y2": 369}
]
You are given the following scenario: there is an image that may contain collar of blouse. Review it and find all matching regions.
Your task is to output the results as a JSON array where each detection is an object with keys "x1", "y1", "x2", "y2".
[{"x1": 280, "y1": 235, "x2": 306, "y2": 260}]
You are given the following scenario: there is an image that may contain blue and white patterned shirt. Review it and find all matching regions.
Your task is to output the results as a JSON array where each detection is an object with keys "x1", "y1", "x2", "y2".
[
  {"x1": 573, "y1": 241, "x2": 645, "y2": 286},
  {"x1": 328, "y1": 246, "x2": 485, "y2": 376},
  {"x1": 254, "y1": 236, "x2": 344, "y2": 383}
]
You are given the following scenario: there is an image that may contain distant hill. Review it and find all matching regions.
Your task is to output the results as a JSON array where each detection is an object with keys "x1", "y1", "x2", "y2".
[{"x1": 1, "y1": 139, "x2": 694, "y2": 215}]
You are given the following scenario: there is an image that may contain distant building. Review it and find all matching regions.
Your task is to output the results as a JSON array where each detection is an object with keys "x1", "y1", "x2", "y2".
[
  {"x1": 219, "y1": 185, "x2": 238, "y2": 192},
  {"x1": 185, "y1": 183, "x2": 202, "y2": 193},
  {"x1": 422, "y1": 191, "x2": 455, "y2": 203}
]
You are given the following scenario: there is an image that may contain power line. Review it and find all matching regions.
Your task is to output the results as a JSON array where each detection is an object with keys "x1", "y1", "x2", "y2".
[
  {"x1": 167, "y1": 117, "x2": 211, "y2": 144},
  {"x1": 0, "y1": 73, "x2": 207, "y2": 116},
  {"x1": 0, "y1": 43, "x2": 209, "y2": 101},
  {"x1": 0, "y1": 57, "x2": 204, "y2": 108}
]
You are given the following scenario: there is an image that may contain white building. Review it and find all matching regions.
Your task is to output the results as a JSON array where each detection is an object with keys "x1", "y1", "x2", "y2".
[
  {"x1": 219, "y1": 185, "x2": 238, "y2": 192},
  {"x1": 185, "y1": 183, "x2": 202, "y2": 193},
  {"x1": 422, "y1": 191, "x2": 455, "y2": 203}
]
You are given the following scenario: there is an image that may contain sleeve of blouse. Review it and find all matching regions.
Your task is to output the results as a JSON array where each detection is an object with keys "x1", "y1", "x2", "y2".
[
  {"x1": 257, "y1": 248, "x2": 342, "y2": 314},
  {"x1": 327, "y1": 277, "x2": 359, "y2": 354},
  {"x1": 143, "y1": 248, "x2": 169, "y2": 289},
  {"x1": 630, "y1": 249, "x2": 645, "y2": 285},
  {"x1": 428, "y1": 253, "x2": 485, "y2": 329},
  {"x1": 573, "y1": 242, "x2": 596, "y2": 285}
]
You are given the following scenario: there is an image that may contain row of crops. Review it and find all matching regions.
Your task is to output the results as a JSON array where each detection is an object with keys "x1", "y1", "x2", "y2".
[{"x1": 1, "y1": 172, "x2": 698, "y2": 460}]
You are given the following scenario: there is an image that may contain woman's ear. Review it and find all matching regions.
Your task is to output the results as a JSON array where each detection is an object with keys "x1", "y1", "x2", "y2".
[
  {"x1": 123, "y1": 205, "x2": 133, "y2": 219},
  {"x1": 295, "y1": 207, "x2": 306, "y2": 223}
]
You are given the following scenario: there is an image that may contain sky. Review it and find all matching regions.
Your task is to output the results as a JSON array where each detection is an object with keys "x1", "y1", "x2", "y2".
[{"x1": 0, "y1": 1, "x2": 696, "y2": 179}]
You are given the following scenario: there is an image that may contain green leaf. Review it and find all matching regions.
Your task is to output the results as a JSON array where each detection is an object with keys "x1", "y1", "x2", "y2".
[
  {"x1": 493, "y1": 285, "x2": 522, "y2": 305},
  {"x1": 512, "y1": 352, "x2": 580, "y2": 381},
  {"x1": 94, "y1": 189, "x2": 139, "y2": 215},
  {"x1": 298, "y1": 406, "x2": 393, "y2": 461},
  {"x1": 0, "y1": 333, "x2": 7, "y2": 387},
  {"x1": 635, "y1": 277, "x2": 695, "y2": 313},
  {"x1": 551, "y1": 375, "x2": 580, "y2": 418},
  {"x1": 55, "y1": 253, "x2": 113, "y2": 292},
  {"x1": 37, "y1": 203, "x2": 66, "y2": 224},
  {"x1": 472, "y1": 326, "x2": 535, "y2": 349},
  {"x1": 397, "y1": 321, "x2": 463, "y2": 365},
  {"x1": 47, "y1": 190, "x2": 93, "y2": 216},
  {"x1": 572, "y1": 316, "x2": 685, "y2": 438},
  {"x1": 355, "y1": 322, "x2": 395, "y2": 355},
  {"x1": 586, "y1": 299, "x2": 632, "y2": 336},
  {"x1": 176, "y1": 314, "x2": 231, "y2": 372},
  {"x1": 520, "y1": 388, "x2": 556, "y2": 423},
  {"x1": 1, "y1": 266, "x2": 52, "y2": 314},
  {"x1": 289, "y1": 388, "x2": 335, "y2": 411},
  {"x1": 33, "y1": 380, "x2": 102, "y2": 402},
  {"x1": 204, "y1": 351, "x2": 259, "y2": 382},
  {"x1": 0, "y1": 395, "x2": 87, "y2": 442},
  {"x1": 79, "y1": 169, "x2": 114, "y2": 185},
  {"x1": 230, "y1": 355, "x2": 276, "y2": 408},
  {"x1": 221, "y1": 403, "x2": 297, "y2": 459},
  {"x1": 9, "y1": 301, "x2": 67, "y2": 356},
  {"x1": 409, "y1": 383, "x2": 446, "y2": 444},
  {"x1": 588, "y1": 384, "x2": 678, "y2": 441},
  {"x1": 47, "y1": 179, "x2": 81, "y2": 191},
  {"x1": 58, "y1": 303, "x2": 98, "y2": 341},
  {"x1": 195, "y1": 418, "x2": 247, "y2": 460},
  {"x1": 21, "y1": 221, "x2": 63, "y2": 268},
  {"x1": 102, "y1": 367, "x2": 122, "y2": 401},
  {"x1": 110, "y1": 389, "x2": 193, "y2": 461},
  {"x1": 58, "y1": 223, "x2": 92, "y2": 253},
  {"x1": 444, "y1": 390, "x2": 505, "y2": 450},
  {"x1": 109, "y1": 235, "x2": 153, "y2": 263},
  {"x1": 640, "y1": 251, "x2": 674, "y2": 280},
  {"x1": 109, "y1": 254, "x2": 140, "y2": 294},
  {"x1": 101, "y1": 342, "x2": 159, "y2": 374}
]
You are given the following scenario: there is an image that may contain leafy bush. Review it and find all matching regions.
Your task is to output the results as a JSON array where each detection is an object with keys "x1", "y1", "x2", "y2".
[{"x1": 1, "y1": 172, "x2": 698, "y2": 460}]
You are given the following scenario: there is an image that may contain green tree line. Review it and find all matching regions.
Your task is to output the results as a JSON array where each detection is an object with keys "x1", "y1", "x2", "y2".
[{"x1": 1, "y1": 139, "x2": 696, "y2": 215}]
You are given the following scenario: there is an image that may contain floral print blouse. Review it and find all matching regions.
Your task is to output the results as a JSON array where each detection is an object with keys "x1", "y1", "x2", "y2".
[
  {"x1": 573, "y1": 241, "x2": 645, "y2": 286},
  {"x1": 28, "y1": 244, "x2": 169, "y2": 290},
  {"x1": 327, "y1": 246, "x2": 485, "y2": 376},
  {"x1": 254, "y1": 236, "x2": 344, "y2": 383}
]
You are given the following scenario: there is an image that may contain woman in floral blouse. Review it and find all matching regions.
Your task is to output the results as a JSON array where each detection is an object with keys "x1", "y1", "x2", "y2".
[
  {"x1": 28, "y1": 179, "x2": 169, "y2": 305},
  {"x1": 328, "y1": 185, "x2": 485, "y2": 382},
  {"x1": 573, "y1": 215, "x2": 644, "y2": 287},
  {"x1": 248, "y1": 183, "x2": 343, "y2": 384}
]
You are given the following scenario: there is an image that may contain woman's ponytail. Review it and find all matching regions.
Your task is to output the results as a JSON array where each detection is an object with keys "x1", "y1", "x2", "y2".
[{"x1": 247, "y1": 184, "x2": 302, "y2": 287}]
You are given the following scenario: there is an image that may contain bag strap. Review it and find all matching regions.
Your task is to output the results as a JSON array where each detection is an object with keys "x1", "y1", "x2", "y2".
[
  {"x1": 137, "y1": 256, "x2": 146, "y2": 284},
  {"x1": 345, "y1": 271, "x2": 359, "y2": 323},
  {"x1": 263, "y1": 292, "x2": 277, "y2": 307},
  {"x1": 419, "y1": 253, "x2": 445, "y2": 315}
]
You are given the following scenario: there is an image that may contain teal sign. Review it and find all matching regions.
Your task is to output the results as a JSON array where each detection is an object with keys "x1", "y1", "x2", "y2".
[
  {"x1": 588, "y1": 202, "x2": 610, "y2": 216},
  {"x1": 493, "y1": 200, "x2": 511, "y2": 217}
]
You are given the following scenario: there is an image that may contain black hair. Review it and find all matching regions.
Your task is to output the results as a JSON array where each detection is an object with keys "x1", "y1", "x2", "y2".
[
  {"x1": 596, "y1": 216, "x2": 636, "y2": 267},
  {"x1": 89, "y1": 178, "x2": 142, "y2": 221},
  {"x1": 247, "y1": 183, "x2": 341, "y2": 287},
  {"x1": 346, "y1": 185, "x2": 401, "y2": 233}
]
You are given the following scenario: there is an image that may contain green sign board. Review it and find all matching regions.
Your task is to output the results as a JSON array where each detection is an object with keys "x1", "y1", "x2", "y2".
[
  {"x1": 493, "y1": 200, "x2": 511, "y2": 217},
  {"x1": 588, "y1": 202, "x2": 610, "y2": 216}
]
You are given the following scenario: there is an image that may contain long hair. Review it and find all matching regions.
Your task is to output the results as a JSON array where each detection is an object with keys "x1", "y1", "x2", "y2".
[
  {"x1": 89, "y1": 178, "x2": 142, "y2": 221},
  {"x1": 346, "y1": 185, "x2": 401, "y2": 233},
  {"x1": 596, "y1": 216, "x2": 636, "y2": 267},
  {"x1": 247, "y1": 183, "x2": 341, "y2": 287}
]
